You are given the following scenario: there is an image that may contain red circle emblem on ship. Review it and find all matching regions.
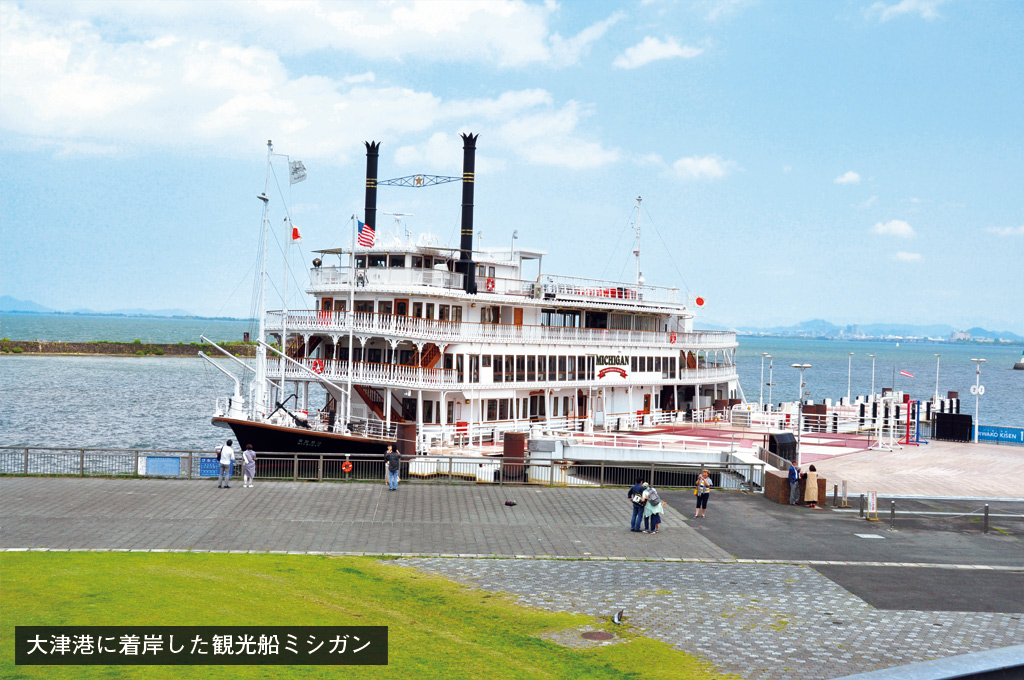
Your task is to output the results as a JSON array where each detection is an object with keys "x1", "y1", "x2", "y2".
[
  {"x1": 486, "y1": 278, "x2": 496, "y2": 292},
  {"x1": 670, "y1": 333, "x2": 677, "y2": 344},
  {"x1": 311, "y1": 359, "x2": 324, "y2": 373},
  {"x1": 341, "y1": 461, "x2": 353, "y2": 473},
  {"x1": 695, "y1": 296, "x2": 705, "y2": 307}
]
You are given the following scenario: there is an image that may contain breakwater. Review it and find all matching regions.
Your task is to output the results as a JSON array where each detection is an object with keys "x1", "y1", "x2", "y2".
[{"x1": 0, "y1": 340, "x2": 255, "y2": 357}]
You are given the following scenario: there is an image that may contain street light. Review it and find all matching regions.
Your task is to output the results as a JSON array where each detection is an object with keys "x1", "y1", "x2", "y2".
[
  {"x1": 766, "y1": 355, "x2": 774, "y2": 411},
  {"x1": 934, "y1": 354, "x2": 941, "y2": 402},
  {"x1": 847, "y1": 352, "x2": 855, "y2": 403},
  {"x1": 760, "y1": 353, "x2": 769, "y2": 409},
  {"x1": 791, "y1": 363, "x2": 812, "y2": 466},
  {"x1": 970, "y1": 358, "x2": 986, "y2": 443},
  {"x1": 868, "y1": 354, "x2": 876, "y2": 398}
]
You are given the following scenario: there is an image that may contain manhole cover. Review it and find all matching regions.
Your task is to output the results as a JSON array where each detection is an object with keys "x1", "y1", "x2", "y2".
[{"x1": 581, "y1": 631, "x2": 615, "y2": 641}]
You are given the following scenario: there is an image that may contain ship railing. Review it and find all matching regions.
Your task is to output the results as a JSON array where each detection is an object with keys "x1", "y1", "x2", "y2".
[
  {"x1": 536, "y1": 274, "x2": 683, "y2": 305},
  {"x1": 266, "y1": 310, "x2": 737, "y2": 349},
  {"x1": 0, "y1": 446, "x2": 761, "y2": 490},
  {"x1": 309, "y1": 266, "x2": 464, "y2": 291},
  {"x1": 268, "y1": 357, "x2": 459, "y2": 388}
]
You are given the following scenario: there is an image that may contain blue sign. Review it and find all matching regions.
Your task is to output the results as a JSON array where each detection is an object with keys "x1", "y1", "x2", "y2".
[
  {"x1": 146, "y1": 457, "x2": 181, "y2": 476},
  {"x1": 200, "y1": 457, "x2": 234, "y2": 477},
  {"x1": 978, "y1": 425, "x2": 1024, "y2": 445}
]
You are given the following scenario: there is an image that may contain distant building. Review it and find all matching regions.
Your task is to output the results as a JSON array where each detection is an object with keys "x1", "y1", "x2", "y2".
[{"x1": 951, "y1": 330, "x2": 971, "y2": 341}]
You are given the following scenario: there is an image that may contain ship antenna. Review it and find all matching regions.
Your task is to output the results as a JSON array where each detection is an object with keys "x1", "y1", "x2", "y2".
[
  {"x1": 632, "y1": 196, "x2": 643, "y2": 287},
  {"x1": 383, "y1": 211, "x2": 413, "y2": 242}
]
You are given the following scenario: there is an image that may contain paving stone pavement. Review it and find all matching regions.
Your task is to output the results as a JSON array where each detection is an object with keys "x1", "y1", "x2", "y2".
[{"x1": 399, "y1": 558, "x2": 1024, "y2": 680}]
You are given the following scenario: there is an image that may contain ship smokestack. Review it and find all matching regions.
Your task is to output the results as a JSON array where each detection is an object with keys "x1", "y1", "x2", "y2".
[
  {"x1": 364, "y1": 141, "x2": 380, "y2": 236},
  {"x1": 458, "y1": 132, "x2": 478, "y2": 294}
]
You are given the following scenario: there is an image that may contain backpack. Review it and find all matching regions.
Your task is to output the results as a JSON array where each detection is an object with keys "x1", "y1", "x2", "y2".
[{"x1": 646, "y1": 487, "x2": 661, "y2": 505}]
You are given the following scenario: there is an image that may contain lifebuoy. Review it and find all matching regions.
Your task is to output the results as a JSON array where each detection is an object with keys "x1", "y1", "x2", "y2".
[
  {"x1": 311, "y1": 358, "x2": 324, "y2": 374},
  {"x1": 486, "y1": 278, "x2": 495, "y2": 292},
  {"x1": 341, "y1": 461, "x2": 353, "y2": 473},
  {"x1": 670, "y1": 333, "x2": 677, "y2": 344}
]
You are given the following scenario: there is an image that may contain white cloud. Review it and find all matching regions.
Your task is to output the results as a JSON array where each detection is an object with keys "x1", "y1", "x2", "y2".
[
  {"x1": 550, "y1": 12, "x2": 625, "y2": 67},
  {"x1": 0, "y1": 6, "x2": 617, "y2": 167},
  {"x1": 866, "y1": 0, "x2": 944, "y2": 23},
  {"x1": 672, "y1": 155, "x2": 734, "y2": 180},
  {"x1": 859, "y1": 195, "x2": 879, "y2": 209},
  {"x1": 613, "y1": 36, "x2": 704, "y2": 69},
  {"x1": 872, "y1": 219, "x2": 915, "y2": 238},
  {"x1": 894, "y1": 251, "x2": 923, "y2": 262},
  {"x1": 834, "y1": 171, "x2": 861, "y2": 185},
  {"x1": 987, "y1": 225, "x2": 1024, "y2": 236}
]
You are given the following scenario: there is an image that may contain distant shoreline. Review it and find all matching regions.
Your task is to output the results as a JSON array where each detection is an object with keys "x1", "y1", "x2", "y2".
[{"x1": 0, "y1": 340, "x2": 256, "y2": 357}]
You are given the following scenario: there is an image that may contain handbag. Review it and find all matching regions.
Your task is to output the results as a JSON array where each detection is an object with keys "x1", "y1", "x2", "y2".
[{"x1": 631, "y1": 493, "x2": 644, "y2": 504}]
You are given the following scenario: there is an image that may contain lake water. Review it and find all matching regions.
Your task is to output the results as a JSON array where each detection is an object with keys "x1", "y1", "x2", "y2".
[{"x1": 1, "y1": 314, "x2": 1020, "y2": 449}]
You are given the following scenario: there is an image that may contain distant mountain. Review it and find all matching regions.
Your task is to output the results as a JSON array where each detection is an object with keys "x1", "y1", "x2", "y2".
[
  {"x1": 713, "y1": 318, "x2": 1024, "y2": 342},
  {"x1": 66, "y1": 307, "x2": 194, "y2": 317},
  {"x1": 0, "y1": 296, "x2": 56, "y2": 313}
]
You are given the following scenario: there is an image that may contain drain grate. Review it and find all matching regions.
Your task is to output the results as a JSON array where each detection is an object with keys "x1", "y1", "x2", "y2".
[{"x1": 581, "y1": 631, "x2": 615, "y2": 641}]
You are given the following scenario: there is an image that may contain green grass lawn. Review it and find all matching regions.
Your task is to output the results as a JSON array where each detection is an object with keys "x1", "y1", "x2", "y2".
[{"x1": 1, "y1": 552, "x2": 739, "y2": 679}]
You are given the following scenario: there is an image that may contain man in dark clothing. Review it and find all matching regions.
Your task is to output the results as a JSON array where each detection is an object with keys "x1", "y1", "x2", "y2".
[
  {"x1": 384, "y1": 445, "x2": 401, "y2": 491},
  {"x1": 788, "y1": 461, "x2": 800, "y2": 505},
  {"x1": 627, "y1": 477, "x2": 646, "y2": 532}
]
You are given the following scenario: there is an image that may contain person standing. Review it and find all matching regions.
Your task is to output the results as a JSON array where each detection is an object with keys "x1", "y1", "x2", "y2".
[
  {"x1": 627, "y1": 477, "x2": 646, "y2": 532},
  {"x1": 217, "y1": 440, "x2": 235, "y2": 489},
  {"x1": 242, "y1": 444, "x2": 257, "y2": 488},
  {"x1": 803, "y1": 464, "x2": 819, "y2": 508},
  {"x1": 694, "y1": 469, "x2": 712, "y2": 518},
  {"x1": 642, "y1": 483, "x2": 664, "y2": 533},
  {"x1": 788, "y1": 461, "x2": 800, "y2": 505},
  {"x1": 384, "y1": 445, "x2": 401, "y2": 491}
]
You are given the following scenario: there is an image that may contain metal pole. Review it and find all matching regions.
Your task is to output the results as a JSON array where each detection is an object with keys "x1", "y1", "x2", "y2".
[
  {"x1": 859, "y1": 493, "x2": 865, "y2": 518},
  {"x1": 869, "y1": 355, "x2": 876, "y2": 399},
  {"x1": 847, "y1": 352, "x2": 854, "y2": 403},
  {"x1": 934, "y1": 354, "x2": 940, "y2": 402},
  {"x1": 983, "y1": 504, "x2": 989, "y2": 534},
  {"x1": 890, "y1": 500, "x2": 896, "y2": 530},
  {"x1": 760, "y1": 353, "x2": 766, "y2": 409},
  {"x1": 833, "y1": 484, "x2": 838, "y2": 507}
]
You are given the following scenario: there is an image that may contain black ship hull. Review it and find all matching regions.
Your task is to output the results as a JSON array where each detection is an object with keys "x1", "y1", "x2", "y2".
[{"x1": 212, "y1": 417, "x2": 392, "y2": 455}]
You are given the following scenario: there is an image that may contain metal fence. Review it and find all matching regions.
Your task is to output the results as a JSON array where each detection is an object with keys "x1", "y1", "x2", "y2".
[{"x1": 0, "y1": 446, "x2": 763, "y2": 491}]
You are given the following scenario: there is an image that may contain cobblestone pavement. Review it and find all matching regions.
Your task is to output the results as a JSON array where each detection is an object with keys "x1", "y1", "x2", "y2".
[{"x1": 400, "y1": 558, "x2": 1024, "y2": 680}]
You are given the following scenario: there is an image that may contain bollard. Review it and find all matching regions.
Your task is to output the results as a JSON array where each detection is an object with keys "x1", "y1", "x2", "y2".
[
  {"x1": 860, "y1": 494, "x2": 865, "y2": 518},
  {"x1": 833, "y1": 484, "x2": 838, "y2": 507},
  {"x1": 890, "y1": 500, "x2": 896, "y2": 530},
  {"x1": 984, "y1": 504, "x2": 989, "y2": 534},
  {"x1": 841, "y1": 480, "x2": 850, "y2": 508}
]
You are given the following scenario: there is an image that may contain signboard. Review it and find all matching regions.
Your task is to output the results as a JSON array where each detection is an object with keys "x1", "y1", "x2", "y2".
[
  {"x1": 146, "y1": 457, "x2": 181, "y2": 477},
  {"x1": 978, "y1": 425, "x2": 1024, "y2": 445},
  {"x1": 866, "y1": 491, "x2": 878, "y2": 521},
  {"x1": 200, "y1": 457, "x2": 233, "y2": 477}
]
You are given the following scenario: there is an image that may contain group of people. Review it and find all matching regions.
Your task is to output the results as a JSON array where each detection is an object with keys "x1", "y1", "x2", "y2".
[
  {"x1": 627, "y1": 469, "x2": 714, "y2": 533},
  {"x1": 215, "y1": 440, "x2": 257, "y2": 489},
  {"x1": 788, "y1": 461, "x2": 819, "y2": 508}
]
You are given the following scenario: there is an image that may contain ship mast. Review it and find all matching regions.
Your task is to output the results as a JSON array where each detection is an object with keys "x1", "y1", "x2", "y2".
[
  {"x1": 253, "y1": 140, "x2": 273, "y2": 420},
  {"x1": 632, "y1": 196, "x2": 643, "y2": 287}
]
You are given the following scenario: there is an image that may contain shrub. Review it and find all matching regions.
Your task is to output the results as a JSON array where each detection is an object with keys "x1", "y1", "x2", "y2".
[
  {"x1": 13, "y1": 347, "x2": 24, "y2": 353},
  {"x1": 132, "y1": 339, "x2": 142, "y2": 344},
  {"x1": 154, "y1": 347, "x2": 165, "y2": 355},
  {"x1": 135, "y1": 350, "x2": 144, "y2": 356}
]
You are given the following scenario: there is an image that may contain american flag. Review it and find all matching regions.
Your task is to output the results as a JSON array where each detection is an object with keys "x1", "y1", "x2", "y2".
[
  {"x1": 357, "y1": 220, "x2": 374, "y2": 247},
  {"x1": 899, "y1": 370, "x2": 915, "y2": 378}
]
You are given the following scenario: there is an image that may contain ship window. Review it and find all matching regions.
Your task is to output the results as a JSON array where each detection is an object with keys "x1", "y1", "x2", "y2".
[
  {"x1": 352, "y1": 347, "x2": 363, "y2": 362},
  {"x1": 486, "y1": 399, "x2": 498, "y2": 421},
  {"x1": 578, "y1": 356, "x2": 586, "y2": 380},
  {"x1": 447, "y1": 401, "x2": 455, "y2": 424},
  {"x1": 558, "y1": 356, "x2": 566, "y2": 381},
  {"x1": 438, "y1": 305, "x2": 450, "y2": 321},
  {"x1": 412, "y1": 256, "x2": 423, "y2": 268},
  {"x1": 631, "y1": 357, "x2": 638, "y2": 372},
  {"x1": 567, "y1": 356, "x2": 575, "y2": 381},
  {"x1": 423, "y1": 257, "x2": 433, "y2": 269},
  {"x1": 457, "y1": 354, "x2": 464, "y2": 383},
  {"x1": 425, "y1": 303, "x2": 434, "y2": 320},
  {"x1": 505, "y1": 355, "x2": 514, "y2": 382},
  {"x1": 470, "y1": 355, "x2": 479, "y2": 383},
  {"x1": 637, "y1": 315, "x2": 657, "y2": 332},
  {"x1": 655, "y1": 357, "x2": 661, "y2": 373},
  {"x1": 610, "y1": 313, "x2": 631, "y2": 331},
  {"x1": 537, "y1": 356, "x2": 546, "y2": 381},
  {"x1": 516, "y1": 356, "x2": 525, "y2": 382},
  {"x1": 563, "y1": 396, "x2": 571, "y2": 417},
  {"x1": 355, "y1": 255, "x2": 367, "y2": 268},
  {"x1": 477, "y1": 265, "x2": 486, "y2": 276},
  {"x1": 588, "y1": 356, "x2": 595, "y2": 380},
  {"x1": 647, "y1": 357, "x2": 654, "y2": 372},
  {"x1": 585, "y1": 311, "x2": 608, "y2": 329},
  {"x1": 552, "y1": 398, "x2": 559, "y2": 417},
  {"x1": 413, "y1": 302, "x2": 423, "y2": 317},
  {"x1": 451, "y1": 306, "x2": 462, "y2": 322},
  {"x1": 527, "y1": 356, "x2": 536, "y2": 381},
  {"x1": 492, "y1": 356, "x2": 503, "y2": 383},
  {"x1": 548, "y1": 356, "x2": 557, "y2": 381},
  {"x1": 488, "y1": 266, "x2": 495, "y2": 278},
  {"x1": 367, "y1": 348, "x2": 382, "y2": 363},
  {"x1": 368, "y1": 254, "x2": 386, "y2": 267},
  {"x1": 399, "y1": 350, "x2": 414, "y2": 365},
  {"x1": 389, "y1": 254, "x2": 405, "y2": 267},
  {"x1": 378, "y1": 301, "x2": 393, "y2": 315},
  {"x1": 423, "y1": 401, "x2": 433, "y2": 423},
  {"x1": 444, "y1": 354, "x2": 454, "y2": 371},
  {"x1": 482, "y1": 355, "x2": 491, "y2": 368},
  {"x1": 669, "y1": 357, "x2": 677, "y2": 378},
  {"x1": 355, "y1": 301, "x2": 373, "y2": 314}
]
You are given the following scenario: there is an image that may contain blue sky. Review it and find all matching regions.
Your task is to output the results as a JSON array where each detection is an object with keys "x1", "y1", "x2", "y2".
[{"x1": 1, "y1": 0, "x2": 1022, "y2": 332}]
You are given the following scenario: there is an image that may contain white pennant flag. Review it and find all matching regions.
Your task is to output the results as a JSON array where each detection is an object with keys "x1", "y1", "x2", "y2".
[
  {"x1": 289, "y1": 160, "x2": 307, "y2": 184},
  {"x1": 286, "y1": 217, "x2": 301, "y2": 244}
]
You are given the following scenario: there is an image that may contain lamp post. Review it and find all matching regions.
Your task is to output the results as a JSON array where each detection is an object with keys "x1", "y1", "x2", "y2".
[
  {"x1": 970, "y1": 358, "x2": 986, "y2": 443},
  {"x1": 792, "y1": 363, "x2": 811, "y2": 466},
  {"x1": 868, "y1": 354, "x2": 876, "y2": 399},
  {"x1": 847, "y1": 352, "x2": 855, "y2": 403},
  {"x1": 760, "y1": 353, "x2": 769, "y2": 409},
  {"x1": 767, "y1": 355, "x2": 774, "y2": 411},
  {"x1": 934, "y1": 354, "x2": 941, "y2": 402}
]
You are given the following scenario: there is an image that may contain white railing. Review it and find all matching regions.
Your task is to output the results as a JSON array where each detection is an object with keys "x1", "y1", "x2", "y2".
[
  {"x1": 310, "y1": 266, "x2": 464, "y2": 291},
  {"x1": 539, "y1": 274, "x2": 682, "y2": 305},
  {"x1": 269, "y1": 358, "x2": 458, "y2": 389},
  {"x1": 267, "y1": 310, "x2": 737, "y2": 350}
]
